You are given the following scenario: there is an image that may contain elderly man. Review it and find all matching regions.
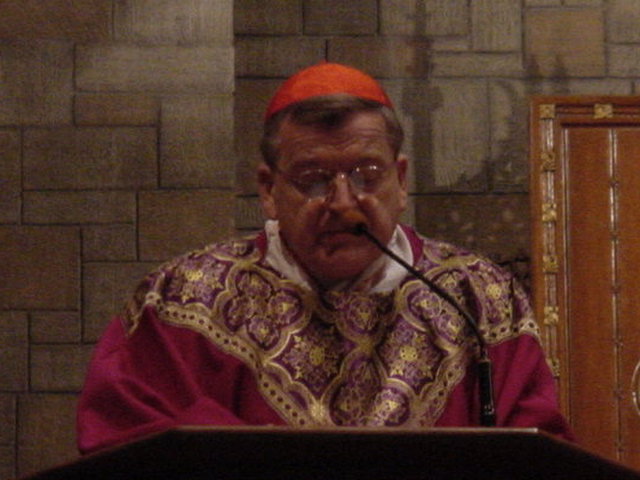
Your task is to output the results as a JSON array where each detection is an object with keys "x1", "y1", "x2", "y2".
[{"x1": 77, "y1": 63, "x2": 572, "y2": 454}]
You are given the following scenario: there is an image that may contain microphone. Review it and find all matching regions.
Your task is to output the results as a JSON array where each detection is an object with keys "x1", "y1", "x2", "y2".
[{"x1": 345, "y1": 211, "x2": 496, "y2": 427}]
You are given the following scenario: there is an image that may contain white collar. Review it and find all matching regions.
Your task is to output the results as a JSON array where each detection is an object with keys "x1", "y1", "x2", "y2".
[{"x1": 263, "y1": 220, "x2": 413, "y2": 293}]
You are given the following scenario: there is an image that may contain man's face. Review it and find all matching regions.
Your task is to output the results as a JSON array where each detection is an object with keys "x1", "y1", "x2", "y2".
[{"x1": 258, "y1": 110, "x2": 408, "y2": 287}]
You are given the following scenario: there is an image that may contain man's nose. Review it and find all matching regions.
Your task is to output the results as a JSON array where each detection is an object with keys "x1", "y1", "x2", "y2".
[{"x1": 325, "y1": 172, "x2": 358, "y2": 209}]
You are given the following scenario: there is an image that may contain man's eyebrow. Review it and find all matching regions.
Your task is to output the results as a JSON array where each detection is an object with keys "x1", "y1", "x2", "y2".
[{"x1": 283, "y1": 159, "x2": 326, "y2": 171}]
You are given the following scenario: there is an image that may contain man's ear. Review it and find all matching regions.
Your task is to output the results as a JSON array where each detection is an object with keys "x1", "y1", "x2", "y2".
[
  {"x1": 257, "y1": 162, "x2": 278, "y2": 219},
  {"x1": 396, "y1": 154, "x2": 409, "y2": 210}
]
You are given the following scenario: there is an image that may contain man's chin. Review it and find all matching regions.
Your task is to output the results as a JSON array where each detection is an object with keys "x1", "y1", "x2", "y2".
[
  {"x1": 313, "y1": 269, "x2": 365, "y2": 288},
  {"x1": 307, "y1": 249, "x2": 379, "y2": 286}
]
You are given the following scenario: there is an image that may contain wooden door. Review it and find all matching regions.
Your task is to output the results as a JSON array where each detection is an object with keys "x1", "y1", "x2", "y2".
[{"x1": 530, "y1": 96, "x2": 640, "y2": 469}]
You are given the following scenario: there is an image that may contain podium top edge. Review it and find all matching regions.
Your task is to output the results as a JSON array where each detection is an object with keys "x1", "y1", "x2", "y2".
[{"x1": 171, "y1": 425, "x2": 541, "y2": 436}]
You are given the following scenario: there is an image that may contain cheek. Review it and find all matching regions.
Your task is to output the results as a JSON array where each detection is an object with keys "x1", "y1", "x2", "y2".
[
  {"x1": 377, "y1": 181, "x2": 407, "y2": 216},
  {"x1": 270, "y1": 184, "x2": 303, "y2": 219},
  {"x1": 273, "y1": 193, "x2": 322, "y2": 238}
]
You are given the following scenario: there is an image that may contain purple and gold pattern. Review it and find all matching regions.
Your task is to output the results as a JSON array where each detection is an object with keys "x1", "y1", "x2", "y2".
[{"x1": 126, "y1": 232, "x2": 539, "y2": 428}]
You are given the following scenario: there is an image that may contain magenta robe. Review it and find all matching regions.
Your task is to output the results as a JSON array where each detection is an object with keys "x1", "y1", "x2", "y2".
[{"x1": 77, "y1": 226, "x2": 573, "y2": 454}]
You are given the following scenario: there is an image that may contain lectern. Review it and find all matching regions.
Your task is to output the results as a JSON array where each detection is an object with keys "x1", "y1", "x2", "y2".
[{"x1": 23, "y1": 426, "x2": 640, "y2": 480}]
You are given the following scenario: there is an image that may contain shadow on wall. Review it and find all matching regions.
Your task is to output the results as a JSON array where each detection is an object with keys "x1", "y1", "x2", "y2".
[{"x1": 396, "y1": 11, "x2": 574, "y2": 291}]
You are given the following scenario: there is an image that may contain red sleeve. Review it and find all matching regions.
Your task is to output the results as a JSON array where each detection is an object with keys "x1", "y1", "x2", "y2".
[
  {"x1": 490, "y1": 335, "x2": 574, "y2": 440},
  {"x1": 76, "y1": 307, "x2": 284, "y2": 454},
  {"x1": 436, "y1": 334, "x2": 575, "y2": 442}
]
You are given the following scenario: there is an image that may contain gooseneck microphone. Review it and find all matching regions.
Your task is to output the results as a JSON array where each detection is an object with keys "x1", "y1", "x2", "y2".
[{"x1": 344, "y1": 210, "x2": 496, "y2": 427}]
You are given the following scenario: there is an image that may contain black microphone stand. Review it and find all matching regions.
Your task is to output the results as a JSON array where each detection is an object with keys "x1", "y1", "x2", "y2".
[{"x1": 354, "y1": 224, "x2": 497, "y2": 427}]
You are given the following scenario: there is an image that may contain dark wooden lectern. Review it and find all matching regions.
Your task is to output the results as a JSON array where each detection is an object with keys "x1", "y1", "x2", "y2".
[{"x1": 23, "y1": 426, "x2": 640, "y2": 480}]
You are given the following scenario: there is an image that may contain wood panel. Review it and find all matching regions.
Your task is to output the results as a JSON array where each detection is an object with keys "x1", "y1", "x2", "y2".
[
  {"x1": 530, "y1": 97, "x2": 640, "y2": 470},
  {"x1": 565, "y1": 127, "x2": 617, "y2": 453},
  {"x1": 615, "y1": 129, "x2": 640, "y2": 466}
]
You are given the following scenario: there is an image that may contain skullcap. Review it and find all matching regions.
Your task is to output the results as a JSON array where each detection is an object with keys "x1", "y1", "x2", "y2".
[{"x1": 265, "y1": 62, "x2": 393, "y2": 120}]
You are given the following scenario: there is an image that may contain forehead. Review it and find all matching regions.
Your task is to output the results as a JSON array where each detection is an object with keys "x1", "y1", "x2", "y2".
[{"x1": 277, "y1": 111, "x2": 394, "y2": 166}]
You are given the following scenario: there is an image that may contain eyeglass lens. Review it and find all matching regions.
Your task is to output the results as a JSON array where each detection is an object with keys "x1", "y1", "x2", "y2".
[{"x1": 293, "y1": 165, "x2": 386, "y2": 198}]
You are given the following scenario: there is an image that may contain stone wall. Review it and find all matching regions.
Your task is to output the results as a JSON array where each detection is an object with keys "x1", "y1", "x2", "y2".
[
  {"x1": 3, "y1": 0, "x2": 640, "y2": 478},
  {"x1": 0, "y1": 1, "x2": 233, "y2": 477}
]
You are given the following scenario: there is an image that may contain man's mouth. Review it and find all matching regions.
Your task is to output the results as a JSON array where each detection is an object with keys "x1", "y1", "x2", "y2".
[
  {"x1": 319, "y1": 229, "x2": 356, "y2": 239},
  {"x1": 317, "y1": 229, "x2": 363, "y2": 249}
]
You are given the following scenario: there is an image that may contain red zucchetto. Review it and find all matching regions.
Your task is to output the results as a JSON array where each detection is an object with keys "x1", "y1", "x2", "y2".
[{"x1": 265, "y1": 62, "x2": 393, "y2": 120}]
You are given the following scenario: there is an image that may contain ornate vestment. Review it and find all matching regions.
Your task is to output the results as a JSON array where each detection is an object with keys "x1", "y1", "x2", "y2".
[{"x1": 77, "y1": 226, "x2": 572, "y2": 454}]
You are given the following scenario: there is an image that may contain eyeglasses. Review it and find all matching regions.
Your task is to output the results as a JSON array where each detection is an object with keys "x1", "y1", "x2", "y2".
[{"x1": 274, "y1": 163, "x2": 392, "y2": 199}]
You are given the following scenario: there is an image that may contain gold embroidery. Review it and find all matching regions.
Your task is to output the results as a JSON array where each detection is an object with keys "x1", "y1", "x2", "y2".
[
  {"x1": 486, "y1": 283, "x2": 502, "y2": 300},
  {"x1": 184, "y1": 269, "x2": 202, "y2": 282},
  {"x1": 400, "y1": 345, "x2": 418, "y2": 362},
  {"x1": 133, "y1": 237, "x2": 540, "y2": 428}
]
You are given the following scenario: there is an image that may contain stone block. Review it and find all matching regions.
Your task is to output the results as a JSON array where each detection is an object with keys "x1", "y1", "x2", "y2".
[
  {"x1": 524, "y1": 8, "x2": 605, "y2": 77},
  {"x1": 83, "y1": 224, "x2": 137, "y2": 262},
  {"x1": 24, "y1": 191, "x2": 136, "y2": 224},
  {"x1": 0, "y1": 313, "x2": 28, "y2": 391},
  {"x1": 138, "y1": 190, "x2": 236, "y2": 261},
  {"x1": 380, "y1": 0, "x2": 468, "y2": 36},
  {"x1": 30, "y1": 344, "x2": 94, "y2": 392},
  {"x1": 540, "y1": 78, "x2": 632, "y2": 95},
  {"x1": 74, "y1": 94, "x2": 159, "y2": 126},
  {"x1": 114, "y1": 0, "x2": 232, "y2": 45},
  {"x1": 381, "y1": 80, "x2": 440, "y2": 193},
  {"x1": 83, "y1": 262, "x2": 157, "y2": 342},
  {"x1": 609, "y1": 45, "x2": 640, "y2": 77},
  {"x1": 234, "y1": 79, "x2": 282, "y2": 193},
  {"x1": 160, "y1": 95, "x2": 235, "y2": 188},
  {"x1": 522, "y1": 77, "x2": 631, "y2": 96},
  {"x1": 431, "y1": 37, "x2": 470, "y2": 52},
  {"x1": 471, "y1": 0, "x2": 521, "y2": 51},
  {"x1": 0, "y1": 0, "x2": 110, "y2": 41},
  {"x1": 76, "y1": 45, "x2": 233, "y2": 93},
  {"x1": 0, "y1": 227, "x2": 79, "y2": 310},
  {"x1": 567, "y1": 79, "x2": 632, "y2": 94},
  {"x1": 431, "y1": 52, "x2": 523, "y2": 77},
  {"x1": 0, "y1": 129, "x2": 21, "y2": 223},
  {"x1": 418, "y1": 80, "x2": 490, "y2": 192},
  {"x1": 17, "y1": 394, "x2": 79, "y2": 477},
  {"x1": 329, "y1": 37, "x2": 431, "y2": 78},
  {"x1": 23, "y1": 127, "x2": 157, "y2": 190},
  {"x1": 414, "y1": 193, "x2": 531, "y2": 263},
  {"x1": 304, "y1": 0, "x2": 377, "y2": 35},
  {"x1": 0, "y1": 41, "x2": 73, "y2": 126},
  {"x1": 402, "y1": 195, "x2": 417, "y2": 227},
  {"x1": 0, "y1": 445, "x2": 15, "y2": 480},
  {"x1": 235, "y1": 195, "x2": 264, "y2": 231},
  {"x1": 234, "y1": 0, "x2": 302, "y2": 34},
  {"x1": 30, "y1": 312, "x2": 81, "y2": 344},
  {"x1": 489, "y1": 80, "x2": 529, "y2": 191},
  {"x1": 0, "y1": 395, "x2": 16, "y2": 445},
  {"x1": 235, "y1": 37, "x2": 326, "y2": 77}
]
